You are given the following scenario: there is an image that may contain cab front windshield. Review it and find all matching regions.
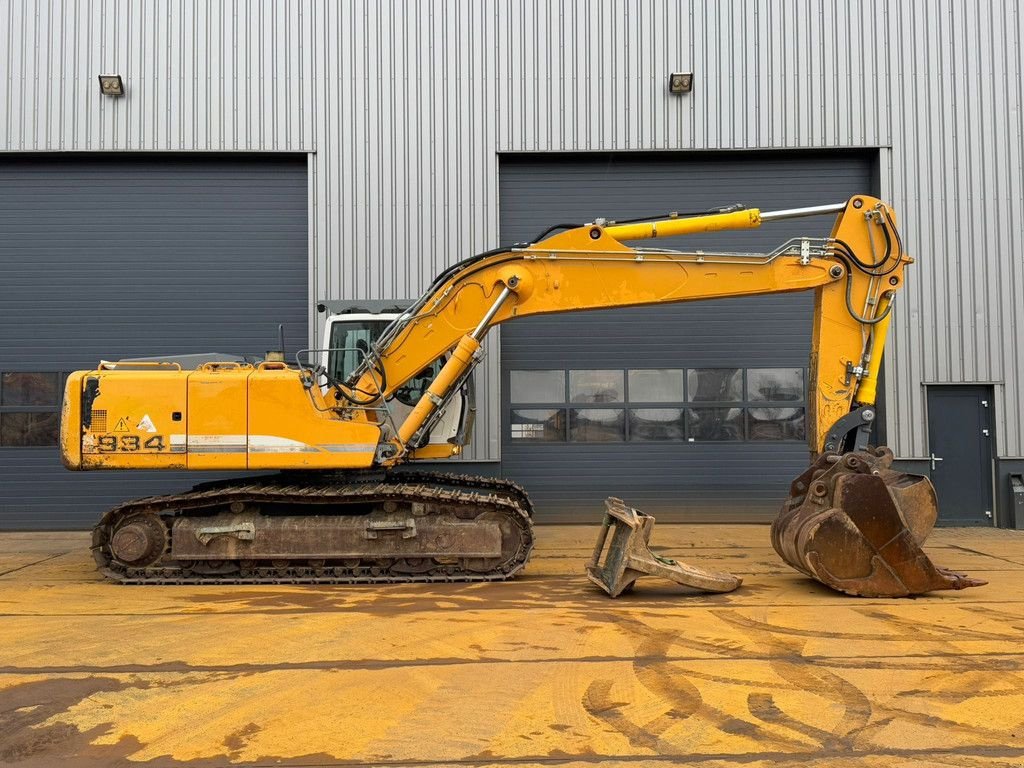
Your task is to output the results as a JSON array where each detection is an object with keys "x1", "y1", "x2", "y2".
[
  {"x1": 328, "y1": 320, "x2": 389, "y2": 383},
  {"x1": 327, "y1": 319, "x2": 444, "y2": 406}
]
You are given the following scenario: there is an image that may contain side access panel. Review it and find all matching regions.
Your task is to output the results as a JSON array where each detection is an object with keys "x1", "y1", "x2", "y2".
[
  {"x1": 80, "y1": 371, "x2": 187, "y2": 469},
  {"x1": 187, "y1": 367, "x2": 250, "y2": 469},
  {"x1": 246, "y1": 367, "x2": 381, "y2": 470}
]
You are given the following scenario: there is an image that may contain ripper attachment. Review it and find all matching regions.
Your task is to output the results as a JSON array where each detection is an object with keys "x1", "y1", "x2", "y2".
[
  {"x1": 587, "y1": 498, "x2": 742, "y2": 597},
  {"x1": 772, "y1": 447, "x2": 987, "y2": 597}
]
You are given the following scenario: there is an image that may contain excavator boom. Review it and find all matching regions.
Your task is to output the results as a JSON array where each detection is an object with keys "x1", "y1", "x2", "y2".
[
  {"x1": 60, "y1": 195, "x2": 983, "y2": 596},
  {"x1": 342, "y1": 196, "x2": 892, "y2": 461}
]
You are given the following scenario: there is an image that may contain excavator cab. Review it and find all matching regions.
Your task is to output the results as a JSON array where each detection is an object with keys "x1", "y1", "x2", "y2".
[{"x1": 319, "y1": 305, "x2": 471, "y2": 453}]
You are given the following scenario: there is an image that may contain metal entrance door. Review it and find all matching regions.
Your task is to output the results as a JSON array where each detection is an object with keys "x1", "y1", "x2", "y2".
[{"x1": 925, "y1": 385, "x2": 994, "y2": 525}]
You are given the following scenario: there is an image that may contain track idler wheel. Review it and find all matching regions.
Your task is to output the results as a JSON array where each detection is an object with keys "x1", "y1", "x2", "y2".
[
  {"x1": 107, "y1": 513, "x2": 167, "y2": 567},
  {"x1": 771, "y1": 447, "x2": 987, "y2": 597}
]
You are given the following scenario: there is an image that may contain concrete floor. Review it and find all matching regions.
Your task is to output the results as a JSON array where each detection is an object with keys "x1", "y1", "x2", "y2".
[{"x1": 0, "y1": 525, "x2": 1022, "y2": 768}]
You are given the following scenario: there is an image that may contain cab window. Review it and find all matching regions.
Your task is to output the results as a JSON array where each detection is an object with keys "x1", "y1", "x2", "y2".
[
  {"x1": 328, "y1": 321, "x2": 388, "y2": 382},
  {"x1": 327, "y1": 318, "x2": 446, "y2": 406},
  {"x1": 393, "y1": 360, "x2": 445, "y2": 406}
]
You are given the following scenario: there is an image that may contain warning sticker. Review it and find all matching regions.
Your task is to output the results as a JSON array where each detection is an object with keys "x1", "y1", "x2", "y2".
[
  {"x1": 136, "y1": 414, "x2": 157, "y2": 433},
  {"x1": 112, "y1": 417, "x2": 131, "y2": 433}
]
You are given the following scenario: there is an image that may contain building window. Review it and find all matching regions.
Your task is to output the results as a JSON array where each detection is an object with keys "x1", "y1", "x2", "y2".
[
  {"x1": 687, "y1": 407, "x2": 745, "y2": 441},
  {"x1": 509, "y1": 367, "x2": 806, "y2": 443},
  {"x1": 687, "y1": 368, "x2": 743, "y2": 402},
  {"x1": 509, "y1": 370, "x2": 566, "y2": 404},
  {"x1": 629, "y1": 408, "x2": 686, "y2": 441},
  {"x1": 509, "y1": 408, "x2": 565, "y2": 442},
  {"x1": 628, "y1": 369, "x2": 684, "y2": 402},
  {"x1": 569, "y1": 408, "x2": 625, "y2": 441},
  {"x1": 748, "y1": 407, "x2": 805, "y2": 440},
  {"x1": 0, "y1": 372, "x2": 64, "y2": 447},
  {"x1": 569, "y1": 370, "x2": 623, "y2": 403},
  {"x1": 747, "y1": 368, "x2": 804, "y2": 402}
]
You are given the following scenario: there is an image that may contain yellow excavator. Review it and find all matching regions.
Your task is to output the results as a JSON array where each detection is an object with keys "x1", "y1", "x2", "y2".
[{"x1": 60, "y1": 195, "x2": 984, "y2": 596}]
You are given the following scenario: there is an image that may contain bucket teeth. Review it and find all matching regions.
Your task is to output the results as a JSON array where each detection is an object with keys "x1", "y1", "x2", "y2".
[
  {"x1": 587, "y1": 497, "x2": 742, "y2": 598},
  {"x1": 771, "y1": 447, "x2": 987, "y2": 597}
]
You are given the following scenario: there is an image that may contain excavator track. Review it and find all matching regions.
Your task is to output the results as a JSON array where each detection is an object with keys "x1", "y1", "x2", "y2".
[{"x1": 92, "y1": 471, "x2": 534, "y2": 585}]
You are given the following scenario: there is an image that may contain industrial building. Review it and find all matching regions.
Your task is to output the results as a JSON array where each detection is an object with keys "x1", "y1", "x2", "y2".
[{"x1": 1, "y1": 1, "x2": 1020, "y2": 528}]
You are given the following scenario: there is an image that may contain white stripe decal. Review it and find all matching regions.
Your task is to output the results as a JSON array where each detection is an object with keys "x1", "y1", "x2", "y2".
[
  {"x1": 184, "y1": 434, "x2": 247, "y2": 446},
  {"x1": 170, "y1": 434, "x2": 378, "y2": 454},
  {"x1": 248, "y1": 435, "x2": 319, "y2": 453}
]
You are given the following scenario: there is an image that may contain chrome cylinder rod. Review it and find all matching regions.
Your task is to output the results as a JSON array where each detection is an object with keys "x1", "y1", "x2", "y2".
[
  {"x1": 760, "y1": 202, "x2": 847, "y2": 222},
  {"x1": 470, "y1": 285, "x2": 513, "y2": 341}
]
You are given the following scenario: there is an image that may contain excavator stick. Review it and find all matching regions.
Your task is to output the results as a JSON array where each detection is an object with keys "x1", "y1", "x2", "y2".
[
  {"x1": 587, "y1": 498, "x2": 742, "y2": 597},
  {"x1": 771, "y1": 447, "x2": 987, "y2": 597}
]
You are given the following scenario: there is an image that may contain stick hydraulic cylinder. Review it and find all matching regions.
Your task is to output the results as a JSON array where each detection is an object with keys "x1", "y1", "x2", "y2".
[{"x1": 397, "y1": 335, "x2": 481, "y2": 446}]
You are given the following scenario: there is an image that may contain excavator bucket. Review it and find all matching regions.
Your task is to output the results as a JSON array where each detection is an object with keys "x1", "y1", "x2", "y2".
[
  {"x1": 587, "y1": 498, "x2": 742, "y2": 597},
  {"x1": 771, "y1": 447, "x2": 987, "y2": 597}
]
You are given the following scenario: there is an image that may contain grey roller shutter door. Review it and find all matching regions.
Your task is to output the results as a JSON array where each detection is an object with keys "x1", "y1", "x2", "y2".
[
  {"x1": 0, "y1": 155, "x2": 308, "y2": 529},
  {"x1": 499, "y1": 152, "x2": 875, "y2": 521}
]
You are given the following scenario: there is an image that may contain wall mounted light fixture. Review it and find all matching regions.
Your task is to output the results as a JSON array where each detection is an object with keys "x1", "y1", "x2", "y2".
[
  {"x1": 668, "y1": 72, "x2": 693, "y2": 95},
  {"x1": 98, "y1": 74, "x2": 125, "y2": 97}
]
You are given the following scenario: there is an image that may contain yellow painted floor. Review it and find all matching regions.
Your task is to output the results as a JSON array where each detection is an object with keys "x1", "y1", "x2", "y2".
[{"x1": 0, "y1": 525, "x2": 1022, "y2": 767}]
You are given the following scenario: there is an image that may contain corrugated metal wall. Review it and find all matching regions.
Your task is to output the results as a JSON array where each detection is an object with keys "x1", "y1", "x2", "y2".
[{"x1": 1, "y1": 0, "x2": 1021, "y2": 459}]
